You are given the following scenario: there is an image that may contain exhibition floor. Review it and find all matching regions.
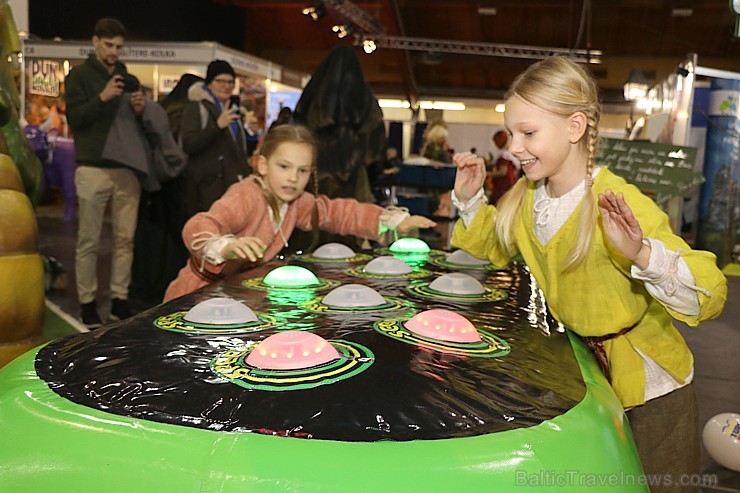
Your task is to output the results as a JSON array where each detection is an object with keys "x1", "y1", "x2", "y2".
[{"x1": 33, "y1": 201, "x2": 740, "y2": 492}]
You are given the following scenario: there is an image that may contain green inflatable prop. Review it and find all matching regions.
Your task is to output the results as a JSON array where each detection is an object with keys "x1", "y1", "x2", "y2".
[{"x1": 0, "y1": 334, "x2": 646, "y2": 492}]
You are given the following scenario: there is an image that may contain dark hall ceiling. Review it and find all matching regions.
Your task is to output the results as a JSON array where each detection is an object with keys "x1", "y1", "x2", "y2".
[
  {"x1": 26, "y1": 0, "x2": 740, "y2": 105},
  {"x1": 220, "y1": 0, "x2": 740, "y2": 104}
]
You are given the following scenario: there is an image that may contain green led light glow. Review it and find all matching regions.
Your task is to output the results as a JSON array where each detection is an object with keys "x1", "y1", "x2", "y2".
[
  {"x1": 263, "y1": 266, "x2": 321, "y2": 288},
  {"x1": 389, "y1": 238, "x2": 431, "y2": 254}
]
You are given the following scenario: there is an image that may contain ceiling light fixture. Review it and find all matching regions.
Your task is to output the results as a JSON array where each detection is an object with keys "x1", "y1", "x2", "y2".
[
  {"x1": 302, "y1": 2, "x2": 326, "y2": 21},
  {"x1": 623, "y1": 68, "x2": 651, "y2": 102},
  {"x1": 332, "y1": 24, "x2": 353, "y2": 39},
  {"x1": 363, "y1": 38, "x2": 377, "y2": 54},
  {"x1": 378, "y1": 99, "x2": 411, "y2": 109},
  {"x1": 477, "y1": 7, "x2": 498, "y2": 15},
  {"x1": 419, "y1": 101, "x2": 466, "y2": 111}
]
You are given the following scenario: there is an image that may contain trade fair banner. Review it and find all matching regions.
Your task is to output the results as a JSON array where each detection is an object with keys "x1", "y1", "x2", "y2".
[{"x1": 696, "y1": 78, "x2": 740, "y2": 266}]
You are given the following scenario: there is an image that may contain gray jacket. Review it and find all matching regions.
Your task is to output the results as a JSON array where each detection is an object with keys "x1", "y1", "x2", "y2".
[{"x1": 101, "y1": 95, "x2": 186, "y2": 191}]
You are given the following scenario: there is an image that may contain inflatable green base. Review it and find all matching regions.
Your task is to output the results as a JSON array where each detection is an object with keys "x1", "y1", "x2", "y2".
[{"x1": 0, "y1": 332, "x2": 646, "y2": 492}]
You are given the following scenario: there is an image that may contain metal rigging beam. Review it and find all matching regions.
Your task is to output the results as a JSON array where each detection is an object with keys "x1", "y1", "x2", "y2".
[
  {"x1": 352, "y1": 34, "x2": 602, "y2": 64},
  {"x1": 326, "y1": 0, "x2": 386, "y2": 35}
]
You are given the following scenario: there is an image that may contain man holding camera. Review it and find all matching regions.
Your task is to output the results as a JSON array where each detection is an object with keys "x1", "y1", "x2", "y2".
[{"x1": 66, "y1": 17, "x2": 143, "y2": 328}]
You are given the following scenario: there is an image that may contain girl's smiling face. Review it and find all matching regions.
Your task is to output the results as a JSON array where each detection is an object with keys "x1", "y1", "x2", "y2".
[
  {"x1": 504, "y1": 95, "x2": 587, "y2": 195},
  {"x1": 257, "y1": 142, "x2": 314, "y2": 205}
]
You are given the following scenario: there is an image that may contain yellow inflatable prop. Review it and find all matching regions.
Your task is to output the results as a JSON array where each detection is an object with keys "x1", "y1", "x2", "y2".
[
  {"x1": 0, "y1": 1, "x2": 45, "y2": 367},
  {"x1": 0, "y1": 154, "x2": 44, "y2": 366}
]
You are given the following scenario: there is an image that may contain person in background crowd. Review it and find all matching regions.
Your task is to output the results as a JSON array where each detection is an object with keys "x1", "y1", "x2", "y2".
[
  {"x1": 268, "y1": 106, "x2": 293, "y2": 133},
  {"x1": 293, "y1": 46, "x2": 385, "y2": 204},
  {"x1": 159, "y1": 73, "x2": 204, "y2": 139},
  {"x1": 420, "y1": 120, "x2": 453, "y2": 216},
  {"x1": 369, "y1": 146, "x2": 401, "y2": 206},
  {"x1": 244, "y1": 111, "x2": 261, "y2": 162},
  {"x1": 451, "y1": 55, "x2": 727, "y2": 493},
  {"x1": 179, "y1": 60, "x2": 250, "y2": 219},
  {"x1": 65, "y1": 17, "x2": 143, "y2": 328},
  {"x1": 485, "y1": 129, "x2": 520, "y2": 205},
  {"x1": 164, "y1": 124, "x2": 436, "y2": 301},
  {"x1": 421, "y1": 120, "x2": 452, "y2": 164}
]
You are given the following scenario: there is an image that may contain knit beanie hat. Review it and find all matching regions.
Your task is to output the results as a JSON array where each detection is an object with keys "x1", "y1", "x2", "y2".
[{"x1": 205, "y1": 60, "x2": 236, "y2": 83}]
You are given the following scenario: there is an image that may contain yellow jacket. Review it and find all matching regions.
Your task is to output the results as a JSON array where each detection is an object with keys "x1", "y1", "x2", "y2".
[{"x1": 452, "y1": 168, "x2": 727, "y2": 408}]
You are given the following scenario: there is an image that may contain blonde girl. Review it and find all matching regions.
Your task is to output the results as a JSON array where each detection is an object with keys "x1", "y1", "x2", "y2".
[
  {"x1": 165, "y1": 125, "x2": 436, "y2": 300},
  {"x1": 451, "y1": 56, "x2": 726, "y2": 488}
]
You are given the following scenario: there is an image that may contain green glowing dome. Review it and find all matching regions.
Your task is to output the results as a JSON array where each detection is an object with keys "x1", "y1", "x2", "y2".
[
  {"x1": 389, "y1": 238, "x2": 431, "y2": 254},
  {"x1": 263, "y1": 265, "x2": 321, "y2": 288}
]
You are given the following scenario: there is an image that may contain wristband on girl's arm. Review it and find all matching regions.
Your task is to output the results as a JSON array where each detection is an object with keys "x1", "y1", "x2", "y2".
[
  {"x1": 451, "y1": 188, "x2": 487, "y2": 227},
  {"x1": 378, "y1": 206, "x2": 411, "y2": 237},
  {"x1": 189, "y1": 232, "x2": 238, "y2": 270},
  {"x1": 631, "y1": 237, "x2": 710, "y2": 316}
]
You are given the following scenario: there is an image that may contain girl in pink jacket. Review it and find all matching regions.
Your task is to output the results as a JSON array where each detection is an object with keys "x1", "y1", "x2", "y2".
[{"x1": 164, "y1": 125, "x2": 436, "y2": 301}]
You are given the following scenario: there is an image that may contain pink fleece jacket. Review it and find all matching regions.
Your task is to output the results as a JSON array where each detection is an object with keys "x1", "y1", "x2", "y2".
[{"x1": 164, "y1": 177, "x2": 382, "y2": 301}]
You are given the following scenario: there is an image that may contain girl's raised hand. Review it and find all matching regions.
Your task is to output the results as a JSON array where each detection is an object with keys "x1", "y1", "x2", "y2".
[
  {"x1": 453, "y1": 152, "x2": 486, "y2": 203},
  {"x1": 221, "y1": 236, "x2": 267, "y2": 263},
  {"x1": 598, "y1": 190, "x2": 650, "y2": 268},
  {"x1": 397, "y1": 215, "x2": 438, "y2": 234}
]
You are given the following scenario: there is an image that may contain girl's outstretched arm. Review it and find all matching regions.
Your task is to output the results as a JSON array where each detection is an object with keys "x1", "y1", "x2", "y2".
[
  {"x1": 453, "y1": 152, "x2": 486, "y2": 203},
  {"x1": 598, "y1": 190, "x2": 651, "y2": 269},
  {"x1": 221, "y1": 236, "x2": 267, "y2": 263},
  {"x1": 397, "y1": 215, "x2": 437, "y2": 233}
]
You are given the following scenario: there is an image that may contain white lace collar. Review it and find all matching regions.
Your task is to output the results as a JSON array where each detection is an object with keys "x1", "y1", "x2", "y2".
[{"x1": 533, "y1": 167, "x2": 602, "y2": 244}]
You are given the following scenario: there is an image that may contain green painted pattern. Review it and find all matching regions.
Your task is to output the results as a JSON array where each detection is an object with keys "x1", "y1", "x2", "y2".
[{"x1": 0, "y1": 332, "x2": 646, "y2": 492}]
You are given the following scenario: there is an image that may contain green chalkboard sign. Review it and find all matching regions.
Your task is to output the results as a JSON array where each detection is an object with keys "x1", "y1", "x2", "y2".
[{"x1": 598, "y1": 138, "x2": 704, "y2": 204}]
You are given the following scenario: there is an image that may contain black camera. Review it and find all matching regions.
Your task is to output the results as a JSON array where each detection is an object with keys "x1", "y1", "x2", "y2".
[{"x1": 121, "y1": 73, "x2": 140, "y2": 93}]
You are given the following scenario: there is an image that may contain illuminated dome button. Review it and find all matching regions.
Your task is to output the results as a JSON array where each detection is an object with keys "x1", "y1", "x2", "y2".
[
  {"x1": 312, "y1": 242, "x2": 356, "y2": 259},
  {"x1": 183, "y1": 297, "x2": 258, "y2": 325},
  {"x1": 246, "y1": 331, "x2": 340, "y2": 370},
  {"x1": 405, "y1": 309, "x2": 482, "y2": 343},
  {"x1": 363, "y1": 255, "x2": 412, "y2": 275},
  {"x1": 323, "y1": 284, "x2": 386, "y2": 308},
  {"x1": 429, "y1": 272, "x2": 485, "y2": 295},
  {"x1": 446, "y1": 249, "x2": 489, "y2": 266},
  {"x1": 389, "y1": 238, "x2": 431, "y2": 254},
  {"x1": 263, "y1": 265, "x2": 321, "y2": 288}
]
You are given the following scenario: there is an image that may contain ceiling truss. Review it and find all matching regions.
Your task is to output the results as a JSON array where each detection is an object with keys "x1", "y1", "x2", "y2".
[{"x1": 352, "y1": 34, "x2": 602, "y2": 64}]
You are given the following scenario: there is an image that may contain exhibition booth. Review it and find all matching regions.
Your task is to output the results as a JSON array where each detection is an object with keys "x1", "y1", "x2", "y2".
[{"x1": 21, "y1": 39, "x2": 308, "y2": 134}]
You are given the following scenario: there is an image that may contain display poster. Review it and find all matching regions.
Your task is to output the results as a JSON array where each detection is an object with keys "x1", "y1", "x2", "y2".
[
  {"x1": 696, "y1": 78, "x2": 740, "y2": 267},
  {"x1": 158, "y1": 75, "x2": 183, "y2": 95},
  {"x1": 29, "y1": 59, "x2": 59, "y2": 97},
  {"x1": 599, "y1": 137, "x2": 702, "y2": 205}
]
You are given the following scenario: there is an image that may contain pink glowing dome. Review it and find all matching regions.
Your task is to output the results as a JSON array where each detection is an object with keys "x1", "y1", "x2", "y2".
[
  {"x1": 245, "y1": 331, "x2": 341, "y2": 370},
  {"x1": 404, "y1": 309, "x2": 482, "y2": 343}
]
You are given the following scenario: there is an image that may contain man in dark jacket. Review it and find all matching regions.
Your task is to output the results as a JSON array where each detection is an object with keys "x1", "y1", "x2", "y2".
[{"x1": 65, "y1": 18, "x2": 143, "y2": 328}]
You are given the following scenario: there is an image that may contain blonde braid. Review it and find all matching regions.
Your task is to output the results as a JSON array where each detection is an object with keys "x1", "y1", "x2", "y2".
[
  {"x1": 564, "y1": 109, "x2": 600, "y2": 270},
  {"x1": 585, "y1": 104, "x2": 600, "y2": 188}
]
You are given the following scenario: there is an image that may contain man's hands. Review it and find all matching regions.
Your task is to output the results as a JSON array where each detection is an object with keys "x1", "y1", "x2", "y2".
[
  {"x1": 220, "y1": 236, "x2": 267, "y2": 263},
  {"x1": 99, "y1": 75, "x2": 145, "y2": 115},
  {"x1": 598, "y1": 190, "x2": 650, "y2": 269},
  {"x1": 99, "y1": 75, "x2": 124, "y2": 102}
]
